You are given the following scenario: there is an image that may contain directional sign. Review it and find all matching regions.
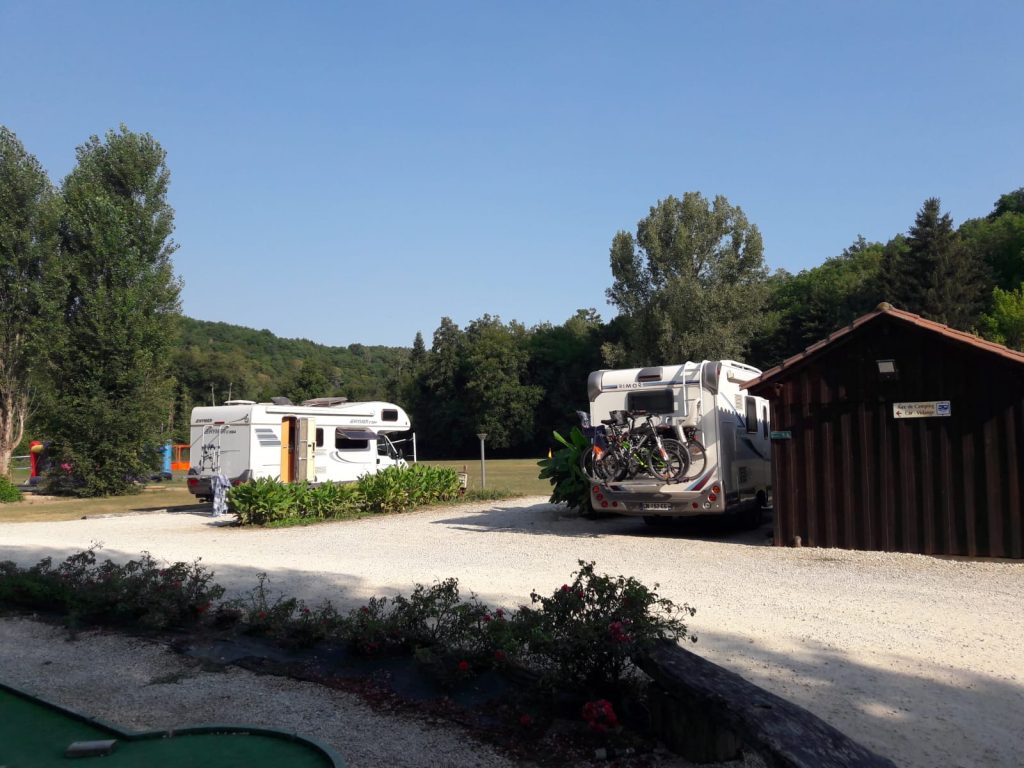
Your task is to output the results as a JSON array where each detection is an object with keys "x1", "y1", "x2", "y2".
[
  {"x1": 769, "y1": 430, "x2": 792, "y2": 440},
  {"x1": 893, "y1": 401, "x2": 952, "y2": 419}
]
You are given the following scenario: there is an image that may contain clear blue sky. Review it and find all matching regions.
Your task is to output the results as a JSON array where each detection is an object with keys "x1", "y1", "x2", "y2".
[{"x1": 2, "y1": 1, "x2": 1022, "y2": 347}]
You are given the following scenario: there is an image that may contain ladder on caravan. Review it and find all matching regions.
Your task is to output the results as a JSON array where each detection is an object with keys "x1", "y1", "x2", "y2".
[{"x1": 197, "y1": 425, "x2": 223, "y2": 475}]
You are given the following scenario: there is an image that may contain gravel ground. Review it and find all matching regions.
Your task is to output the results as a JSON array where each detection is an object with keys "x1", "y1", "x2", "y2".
[{"x1": 1, "y1": 497, "x2": 1022, "y2": 767}]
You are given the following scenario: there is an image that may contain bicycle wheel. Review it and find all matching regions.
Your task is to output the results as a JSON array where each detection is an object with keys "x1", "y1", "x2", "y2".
[
  {"x1": 647, "y1": 443, "x2": 689, "y2": 482},
  {"x1": 682, "y1": 440, "x2": 707, "y2": 480},
  {"x1": 579, "y1": 446, "x2": 600, "y2": 481},
  {"x1": 596, "y1": 449, "x2": 629, "y2": 482}
]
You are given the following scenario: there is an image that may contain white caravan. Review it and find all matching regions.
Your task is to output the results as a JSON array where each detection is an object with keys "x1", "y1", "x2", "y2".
[
  {"x1": 587, "y1": 360, "x2": 771, "y2": 525},
  {"x1": 186, "y1": 398, "x2": 411, "y2": 501}
]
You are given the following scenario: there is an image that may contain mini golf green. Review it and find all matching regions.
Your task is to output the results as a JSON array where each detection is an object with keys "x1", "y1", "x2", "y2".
[{"x1": 0, "y1": 682, "x2": 342, "y2": 767}]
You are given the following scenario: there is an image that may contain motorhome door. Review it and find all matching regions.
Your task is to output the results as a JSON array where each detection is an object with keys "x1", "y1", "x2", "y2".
[
  {"x1": 296, "y1": 417, "x2": 316, "y2": 482},
  {"x1": 281, "y1": 416, "x2": 316, "y2": 483}
]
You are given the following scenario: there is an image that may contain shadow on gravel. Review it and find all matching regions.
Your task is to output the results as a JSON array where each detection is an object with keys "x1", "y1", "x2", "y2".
[
  {"x1": 697, "y1": 627, "x2": 1024, "y2": 768},
  {"x1": 431, "y1": 502, "x2": 774, "y2": 548}
]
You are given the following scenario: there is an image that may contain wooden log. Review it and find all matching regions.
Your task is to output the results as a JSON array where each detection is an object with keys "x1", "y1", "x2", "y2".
[{"x1": 634, "y1": 640, "x2": 897, "y2": 767}]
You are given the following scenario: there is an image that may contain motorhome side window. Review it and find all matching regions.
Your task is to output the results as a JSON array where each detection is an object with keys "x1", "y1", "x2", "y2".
[
  {"x1": 316, "y1": 428, "x2": 324, "y2": 448},
  {"x1": 382, "y1": 409, "x2": 399, "y2": 422},
  {"x1": 762, "y1": 406, "x2": 769, "y2": 439},
  {"x1": 745, "y1": 396, "x2": 759, "y2": 433},
  {"x1": 335, "y1": 428, "x2": 370, "y2": 450},
  {"x1": 626, "y1": 389, "x2": 673, "y2": 415}
]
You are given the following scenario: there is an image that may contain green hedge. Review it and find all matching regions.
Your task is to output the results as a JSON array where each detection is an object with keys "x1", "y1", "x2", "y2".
[
  {"x1": 228, "y1": 465, "x2": 462, "y2": 526},
  {"x1": 0, "y1": 477, "x2": 23, "y2": 504}
]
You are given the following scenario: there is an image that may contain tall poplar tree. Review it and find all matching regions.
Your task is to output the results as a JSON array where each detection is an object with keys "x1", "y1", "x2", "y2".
[
  {"x1": 40, "y1": 127, "x2": 181, "y2": 495},
  {"x1": 606, "y1": 193, "x2": 768, "y2": 366},
  {"x1": 0, "y1": 127, "x2": 59, "y2": 476}
]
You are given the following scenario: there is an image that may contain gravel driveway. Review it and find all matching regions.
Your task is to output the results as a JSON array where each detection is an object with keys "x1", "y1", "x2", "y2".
[{"x1": 1, "y1": 497, "x2": 1022, "y2": 768}]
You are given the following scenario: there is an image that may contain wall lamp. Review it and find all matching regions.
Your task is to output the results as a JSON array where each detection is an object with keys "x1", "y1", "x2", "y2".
[{"x1": 876, "y1": 359, "x2": 898, "y2": 380}]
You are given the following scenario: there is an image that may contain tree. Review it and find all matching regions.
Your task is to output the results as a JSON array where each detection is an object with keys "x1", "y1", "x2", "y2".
[
  {"x1": 0, "y1": 127, "x2": 59, "y2": 476},
  {"x1": 960, "y1": 187, "x2": 1024, "y2": 292},
  {"x1": 38, "y1": 127, "x2": 181, "y2": 496},
  {"x1": 880, "y1": 198, "x2": 991, "y2": 329},
  {"x1": 288, "y1": 361, "x2": 331, "y2": 404},
  {"x1": 980, "y1": 285, "x2": 1024, "y2": 350},
  {"x1": 749, "y1": 236, "x2": 884, "y2": 367},
  {"x1": 606, "y1": 193, "x2": 769, "y2": 365},
  {"x1": 462, "y1": 315, "x2": 543, "y2": 450}
]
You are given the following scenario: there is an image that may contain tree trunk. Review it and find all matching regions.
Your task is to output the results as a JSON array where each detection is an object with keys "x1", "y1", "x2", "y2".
[{"x1": 0, "y1": 387, "x2": 28, "y2": 478}]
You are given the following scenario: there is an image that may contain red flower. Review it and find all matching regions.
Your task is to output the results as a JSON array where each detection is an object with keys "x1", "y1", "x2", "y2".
[
  {"x1": 495, "y1": 608, "x2": 505, "y2": 619},
  {"x1": 359, "y1": 606, "x2": 370, "y2": 614},
  {"x1": 560, "y1": 584, "x2": 570, "y2": 592},
  {"x1": 482, "y1": 613, "x2": 492, "y2": 623}
]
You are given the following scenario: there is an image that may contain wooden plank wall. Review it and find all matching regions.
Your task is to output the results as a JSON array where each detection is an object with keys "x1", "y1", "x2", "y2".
[{"x1": 766, "y1": 321, "x2": 1024, "y2": 558}]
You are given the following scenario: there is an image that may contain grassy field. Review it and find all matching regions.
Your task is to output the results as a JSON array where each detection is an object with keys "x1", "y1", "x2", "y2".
[
  {"x1": 420, "y1": 458, "x2": 551, "y2": 496},
  {"x1": 1, "y1": 460, "x2": 552, "y2": 523}
]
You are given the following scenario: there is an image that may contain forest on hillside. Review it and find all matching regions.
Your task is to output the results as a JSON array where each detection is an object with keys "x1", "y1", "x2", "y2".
[
  {"x1": 173, "y1": 188, "x2": 1024, "y2": 459},
  {"x1": 3, "y1": 125, "x2": 1021, "y2": 478}
]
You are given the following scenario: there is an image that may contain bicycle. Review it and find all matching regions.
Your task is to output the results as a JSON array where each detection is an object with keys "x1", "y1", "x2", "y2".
[{"x1": 584, "y1": 410, "x2": 689, "y2": 483}]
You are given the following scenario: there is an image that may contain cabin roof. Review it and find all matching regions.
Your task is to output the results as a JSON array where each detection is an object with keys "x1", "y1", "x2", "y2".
[{"x1": 744, "y1": 303, "x2": 1024, "y2": 392}]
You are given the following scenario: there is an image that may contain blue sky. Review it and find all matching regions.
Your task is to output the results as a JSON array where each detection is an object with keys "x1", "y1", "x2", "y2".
[{"x1": 2, "y1": 1, "x2": 1022, "y2": 347}]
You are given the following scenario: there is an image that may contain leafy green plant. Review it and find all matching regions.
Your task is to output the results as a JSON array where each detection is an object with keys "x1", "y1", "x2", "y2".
[
  {"x1": 0, "y1": 477, "x2": 23, "y2": 503},
  {"x1": 358, "y1": 464, "x2": 461, "y2": 515},
  {"x1": 515, "y1": 560, "x2": 696, "y2": 695},
  {"x1": 227, "y1": 477, "x2": 297, "y2": 525},
  {"x1": 537, "y1": 428, "x2": 592, "y2": 512}
]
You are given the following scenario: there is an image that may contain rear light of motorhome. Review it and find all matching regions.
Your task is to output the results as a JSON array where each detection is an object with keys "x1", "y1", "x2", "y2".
[
  {"x1": 595, "y1": 492, "x2": 604, "y2": 501},
  {"x1": 708, "y1": 493, "x2": 717, "y2": 502},
  {"x1": 601, "y1": 501, "x2": 609, "y2": 508},
  {"x1": 187, "y1": 478, "x2": 198, "y2": 488},
  {"x1": 232, "y1": 478, "x2": 245, "y2": 486},
  {"x1": 592, "y1": 485, "x2": 600, "y2": 493},
  {"x1": 611, "y1": 501, "x2": 618, "y2": 507},
  {"x1": 692, "y1": 502, "x2": 699, "y2": 509},
  {"x1": 712, "y1": 484, "x2": 721, "y2": 494}
]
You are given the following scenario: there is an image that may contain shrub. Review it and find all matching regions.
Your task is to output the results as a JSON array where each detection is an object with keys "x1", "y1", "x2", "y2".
[
  {"x1": 228, "y1": 477, "x2": 296, "y2": 525},
  {"x1": 537, "y1": 428, "x2": 592, "y2": 513},
  {"x1": 358, "y1": 464, "x2": 462, "y2": 515},
  {"x1": 0, "y1": 476, "x2": 22, "y2": 503},
  {"x1": 515, "y1": 560, "x2": 696, "y2": 695},
  {"x1": 0, "y1": 548, "x2": 224, "y2": 629},
  {"x1": 229, "y1": 466, "x2": 462, "y2": 525}
]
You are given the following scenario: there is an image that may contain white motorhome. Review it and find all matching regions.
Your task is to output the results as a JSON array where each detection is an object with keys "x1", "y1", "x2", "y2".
[
  {"x1": 186, "y1": 398, "x2": 412, "y2": 501},
  {"x1": 587, "y1": 360, "x2": 771, "y2": 525}
]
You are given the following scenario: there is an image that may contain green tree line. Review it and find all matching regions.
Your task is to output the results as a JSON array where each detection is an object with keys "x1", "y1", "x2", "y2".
[{"x1": 3, "y1": 123, "x2": 1021, "y2": 481}]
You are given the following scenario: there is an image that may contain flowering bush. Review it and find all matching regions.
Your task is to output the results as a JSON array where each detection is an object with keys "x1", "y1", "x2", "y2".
[
  {"x1": 0, "y1": 548, "x2": 224, "y2": 629},
  {"x1": 515, "y1": 560, "x2": 696, "y2": 695},
  {"x1": 582, "y1": 699, "x2": 620, "y2": 733}
]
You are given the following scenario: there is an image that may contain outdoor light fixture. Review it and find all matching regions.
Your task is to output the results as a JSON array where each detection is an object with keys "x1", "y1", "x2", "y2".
[{"x1": 876, "y1": 359, "x2": 898, "y2": 380}]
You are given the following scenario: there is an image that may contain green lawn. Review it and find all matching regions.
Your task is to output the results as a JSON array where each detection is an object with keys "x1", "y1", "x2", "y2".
[{"x1": 419, "y1": 458, "x2": 551, "y2": 496}]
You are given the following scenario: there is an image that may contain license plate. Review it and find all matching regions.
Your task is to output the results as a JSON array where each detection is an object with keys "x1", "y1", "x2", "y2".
[{"x1": 642, "y1": 503, "x2": 672, "y2": 511}]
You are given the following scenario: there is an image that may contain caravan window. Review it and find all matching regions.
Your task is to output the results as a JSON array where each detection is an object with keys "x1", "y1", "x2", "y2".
[
  {"x1": 626, "y1": 389, "x2": 673, "y2": 415},
  {"x1": 316, "y1": 428, "x2": 324, "y2": 447},
  {"x1": 335, "y1": 427, "x2": 374, "y2": 451},
  {"x1": 745, "y1": 397, "x2": 759, "y2": 433},
  {"x1": 382, "y1": 409, "x2": 399, "y2": 422},
  {"x1": 762, "y1": 406, "x2": 769, "y2": 439}
]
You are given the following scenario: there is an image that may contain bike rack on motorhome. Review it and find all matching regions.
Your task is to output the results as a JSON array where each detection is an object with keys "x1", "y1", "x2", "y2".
[{"x1": 587, "y1": 360, "x2": 771, "y2": 525}]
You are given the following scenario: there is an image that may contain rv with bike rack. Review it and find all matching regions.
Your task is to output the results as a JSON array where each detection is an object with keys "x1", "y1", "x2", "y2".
[
  {"x1": 585, "y1": 360, "x2": 771, "y2": 526},
  {"x1": 186, "y1": 397, "x2": 413, "y2": 502}
]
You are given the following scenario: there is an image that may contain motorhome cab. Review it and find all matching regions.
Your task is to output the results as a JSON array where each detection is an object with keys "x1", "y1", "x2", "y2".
[
  {"x1": 186, "y1": 398, "x2": 411, "y2": 501},
  {"x1": 588, "y1": 360, "x2": 771, "y2": 525}
]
